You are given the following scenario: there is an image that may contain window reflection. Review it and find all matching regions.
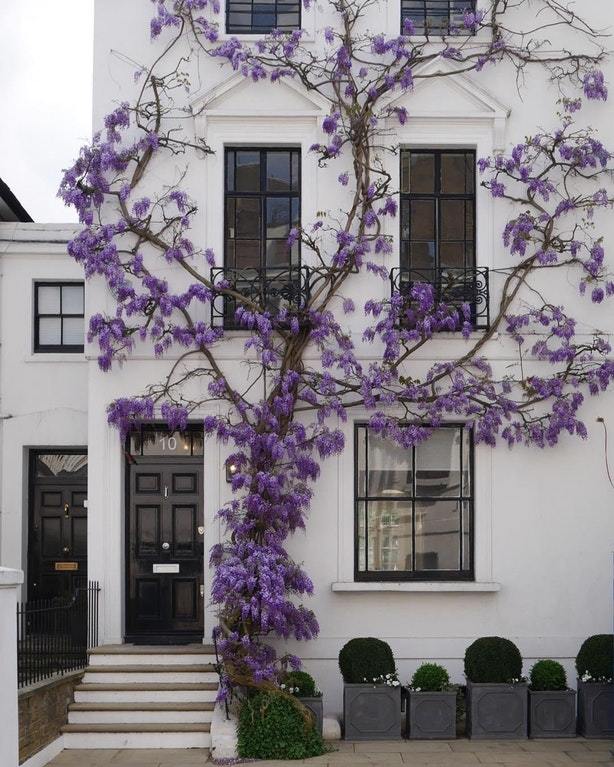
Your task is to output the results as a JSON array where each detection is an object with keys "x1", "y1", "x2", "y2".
[{"x1": 355, "y1": 424, "x2": 472, "y2": 578}]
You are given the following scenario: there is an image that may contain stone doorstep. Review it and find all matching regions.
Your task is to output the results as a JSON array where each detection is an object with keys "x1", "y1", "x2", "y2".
[{"x1": 88, "y1": 645, "x2": 215, "y2": 655}]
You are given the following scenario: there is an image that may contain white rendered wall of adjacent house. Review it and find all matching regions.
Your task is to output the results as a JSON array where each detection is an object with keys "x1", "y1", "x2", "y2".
[
  {"x1": 87, "y1": 0, "x2": 614, "y2": 714},
  {"x1": 0, "y1": 224, "x2": 88, "y2": 597}
]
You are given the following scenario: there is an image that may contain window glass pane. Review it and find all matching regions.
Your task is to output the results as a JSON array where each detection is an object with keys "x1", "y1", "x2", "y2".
[
  {"x1": 367, "y1": 433, "x2": 412, "y2": 496},
  {"x1": 36, "y1": 454, "x2": 88, "y2": 478},
  {"x1": 62, "y1": 318, "x2": 84, "y2": 346},
  {"x1": 235, "y1": 240, "x2": 260, "y2": 269},
  {"x1": 266, "y1": 152, "x2": 291, "y2": 192},
  {"x1": 291, "y1": 152, "x2": 300, "y2": 191},
  {"x1": 367, "y1": 500, "x2": 412, "y2": 571},
  {"x1": 410, "y1": 199, "x2": 435, "y2": 241},
  {"x1": 410, "y1": 243, "x2": 436, "y2": 275},
  {"x1": 266, "y1": 239, "x2": 291, "y2": 268},
  {"x1": 462, "y1": 500, "x2": 471, "y2": 570},
  {"x1": 462, "y1": 427, "x2": 471, "y2": 495},
  {"x1": 39, "y1": 317, "x2": 62, "y2": 346},
  {"x1": 441, "y1": 153, "x2": 469, "y2": 194},
  {"x1": 130, "y1": 432, "x2": 143, "y2": 455},
  {"x1": 465, "y1": 200, "x2": 474, "y2": 241},
  {"x1": 235, "y1": 198, "x2": 260, "y2": 238},
  {"x1": 439, "y1": 242, "x2": 465, "y2": 269},
  {"x1": 226, "y1": 198, "x2": 236, "y2": 238},
  {"x1": 266, "y1": 197, "x2": 290, "y2": 238},
  {"x1": 409, "y1": 154, "x2": 435, "y2": 194},
  {"x1": 401, "y1": 199, "x2": 410, "y2": 241},
  {"x1": 226, "y1": 150, "x2": 235, "y2": 191},
  {"x1": 465, "y1": 154, "x2": 475, "y2": 193},
  {"x1": 192, "y1": 432, "x2": 204, "y2": 456},
  {"x1": 356, "y1": 426, "x2": 367, "y2": 497},
  {"x1": 416, "y1": 428, "x2": 460, "y2": 497},
  {"x1": 291, "y1": 197, "x2": 300, "y2": 228},
  {"x1": 357, "y1": 501, "x2": 367, "y2": 571},
  {"x1": 142, "y1": 431, "x2": 192, "y2": 456},
  {"x1": 62, "y1": 285, "x2": 84, "y2": 314},
  {"x1": 38, "y1": 286, "x2": 61, "y2": 314},
  {"x1": 440, "y1": 199, "x2": 465, "y2": 240},
  {"x1": 235, "y1": 152, "x2": 260, "y2": 192},
  {"x1": 415, "y1": 499, "x2": 461, "y2": 571}
]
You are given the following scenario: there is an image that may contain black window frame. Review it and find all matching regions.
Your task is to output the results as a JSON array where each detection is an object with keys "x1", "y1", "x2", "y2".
[
  {"x1": 34, "y1": 281, "x2": 85, "y2": 354},
  {"x1": 354, "y1": 422, "x2": 474, "y2": 582},
  {"x1": 400, "y1": 148, "x2": 476, "y2": 277},
  {"x1": 400, "y1": 0, "x2": 477, "y2": 36},
  {"x1": 224, "y1": 147, "x2": 301, "y2": 272},
  {"x1": 226, "y1": 0, "x2": 302, "y2": 35}
]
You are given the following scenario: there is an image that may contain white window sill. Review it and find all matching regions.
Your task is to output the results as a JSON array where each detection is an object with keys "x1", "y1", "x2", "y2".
[
  {"x1": 23, "y1": 353, "x2": 87, "y2": 363},
  {"x1": 331, "y1": 581, "x2": 501, "y2": 593}
]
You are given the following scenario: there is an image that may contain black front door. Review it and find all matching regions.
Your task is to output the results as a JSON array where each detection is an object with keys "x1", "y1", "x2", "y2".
[
  {"x1": 28, "y1": 451, "x2": 88, "y2": 601},
  {"x1": 126, "y1": 456, "x2": 204, "y2": 643}
]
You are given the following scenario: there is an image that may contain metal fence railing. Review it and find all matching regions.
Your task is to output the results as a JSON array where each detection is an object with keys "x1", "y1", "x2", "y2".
[{"x1": 17, "y1": 580, "x2": 100, "y2": 689}]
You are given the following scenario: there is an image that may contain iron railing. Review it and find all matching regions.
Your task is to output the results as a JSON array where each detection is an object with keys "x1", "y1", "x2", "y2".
[
  {"x1": 400, "y1": 0, "x2": 477, "y2": 35},
  {"x1": 17, "y1": 581, "x2": 100, "y2": 688},
  {"x1": 390, "y1": 266, "x2": 490, "y2": 329},
  {"x1": 210, "y1": 266, "x2": 312, "y2": 329}
]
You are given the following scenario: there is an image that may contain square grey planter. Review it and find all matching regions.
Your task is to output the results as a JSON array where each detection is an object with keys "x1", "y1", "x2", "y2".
[
  {"x1": 577, "y1": 680, "x2": 614, "y2": 738},
  {"x1": 529, "y1": 689, "x2": 576, "y2": 738},
  {"x1": 343, "y1": 683, "x2": 402, "y2": 740},
  {"x1": 298, "y1": 696, "x2": 323, "y2": 735},
  {"x1": 466, "y1": 681, "x2": 528, "y2": 739},
  {"x1": 407, "y1": 689, "x2": 457, "y2": 739}
]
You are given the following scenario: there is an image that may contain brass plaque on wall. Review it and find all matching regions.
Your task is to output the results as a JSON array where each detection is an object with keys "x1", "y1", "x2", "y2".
[{"x1": 55, "y1": 562, "x2": 79, "y2": 571}]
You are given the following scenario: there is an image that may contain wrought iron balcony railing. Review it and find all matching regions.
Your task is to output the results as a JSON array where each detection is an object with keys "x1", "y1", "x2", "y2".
[
  {"x1": 210, "y1": 266, "x2": 311, "y2": 329},
  {"x1": 390, "y1": 266, "x2": 490, "y2": 330}
]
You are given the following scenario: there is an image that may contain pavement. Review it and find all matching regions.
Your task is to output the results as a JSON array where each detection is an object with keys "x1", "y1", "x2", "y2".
[{"x1": 47, "y1": 739, "x2": 614, "y2": 767}]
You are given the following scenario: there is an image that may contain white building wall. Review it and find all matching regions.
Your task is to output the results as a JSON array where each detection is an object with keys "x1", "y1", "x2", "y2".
[{"x1": 87, "y1": 0, "x2": 614, "y2": 714}]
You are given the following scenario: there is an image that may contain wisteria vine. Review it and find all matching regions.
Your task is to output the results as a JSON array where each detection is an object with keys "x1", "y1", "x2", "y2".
[{"x1": 60, "y1": 0, "x2": 613, "y2": 701}]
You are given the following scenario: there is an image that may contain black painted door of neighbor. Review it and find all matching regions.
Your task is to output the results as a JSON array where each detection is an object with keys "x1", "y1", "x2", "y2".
[
  {"x1": 28, "y1": 451, "x2": 88, "y2": 601},
  {"x1": 126, "y1": 460, "x2": 204, "y2": 643}
]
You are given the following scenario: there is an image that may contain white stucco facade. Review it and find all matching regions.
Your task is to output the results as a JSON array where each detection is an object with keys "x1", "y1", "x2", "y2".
[{"x1": 0, "y1": 0, "x2": 613, "y2": 718}]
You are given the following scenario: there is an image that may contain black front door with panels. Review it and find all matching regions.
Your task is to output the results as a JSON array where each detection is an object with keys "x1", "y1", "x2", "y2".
[
  {"x1": 28, "y1": 451, "x2": 88, "y2": 601},
  {"x1": 126, "y1": 428, "x2": 204, "y2": 643}
]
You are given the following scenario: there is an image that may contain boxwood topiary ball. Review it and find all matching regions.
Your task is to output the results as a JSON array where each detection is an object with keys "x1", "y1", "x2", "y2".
[
  {"x1": 530, "y1": 659, "x2": 567, "y2": 691},
  {"x1": 282, "y1": 669, "x2": 318, "y2": 697},
  {"x1": 464, "y1": 636, "x2": 522, "y2": 684},
  {"x1": 576, "y1": 634, "x2": 614, "y2": 681},
  {"x1": 411, "y1": 663, "x2": 451, "y2": 692},
  {"x1": 339, "y1": 637, "x2": 395, "y2": 683}
]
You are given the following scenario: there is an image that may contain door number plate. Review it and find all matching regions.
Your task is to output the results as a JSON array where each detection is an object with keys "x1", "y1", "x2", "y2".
[{"x1": 153, "y1": 563, "x2": 180, "y2": 574}]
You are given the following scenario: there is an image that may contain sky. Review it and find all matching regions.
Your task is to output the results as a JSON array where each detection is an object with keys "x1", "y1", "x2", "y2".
[{"x1": 0, "y1": 1, "x2": 94, "y2": 223}]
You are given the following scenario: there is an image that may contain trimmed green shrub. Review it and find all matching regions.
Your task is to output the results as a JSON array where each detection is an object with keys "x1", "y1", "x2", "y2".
[
  {"x1": 411, "y1": 663, "x2": 451, "y2": 692},
  {"x1": 282, "y1": 670, "x2": 319, "y2": 697},
  {"x1": 464, "y1": 636, "x2": 523, "y2": 683},
  {"x1": 238, "y1": 691, "x2": 326, "y2": 760},
  {"x1": 530, "y1": 660, "x2": 567, "y2": 691},
  {"x1": 339, "y1": 637, "x2": 396, "y2": 683},
  {"x1": 576, "y1": 634, "x2": 614, "y2": 681}
]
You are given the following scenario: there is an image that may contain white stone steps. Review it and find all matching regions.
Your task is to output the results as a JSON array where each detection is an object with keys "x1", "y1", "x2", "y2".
[
  {"x1": 69, "y1": 645, "x2": 219, "y2": 747},
  {"x1": 61, "y1": 723, "x2": 211, "y2": 750},
  {"x1": 69, "y1": 701, "x2": 215, "y2": 711},
  {"x1": 88, "y1": 645, "x2": 216, "y2": 666},
  {"x1": 68, "y1": 707, "x2": 214, "y2": 725},
  {"x1": 74, "y1": 682, "x2": 218, "y2": 704},
  {"x1": 82, "y1": 665, "x2": 217, "y2": 684}
]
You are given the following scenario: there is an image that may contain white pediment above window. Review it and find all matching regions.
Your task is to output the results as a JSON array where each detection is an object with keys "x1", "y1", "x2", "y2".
[
  {"x1": 385, "y1": 58, "x2": 511, "y2": 150},
  {"x1": 192, "y1": 72, "x2": 329, "y2": 121}
]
